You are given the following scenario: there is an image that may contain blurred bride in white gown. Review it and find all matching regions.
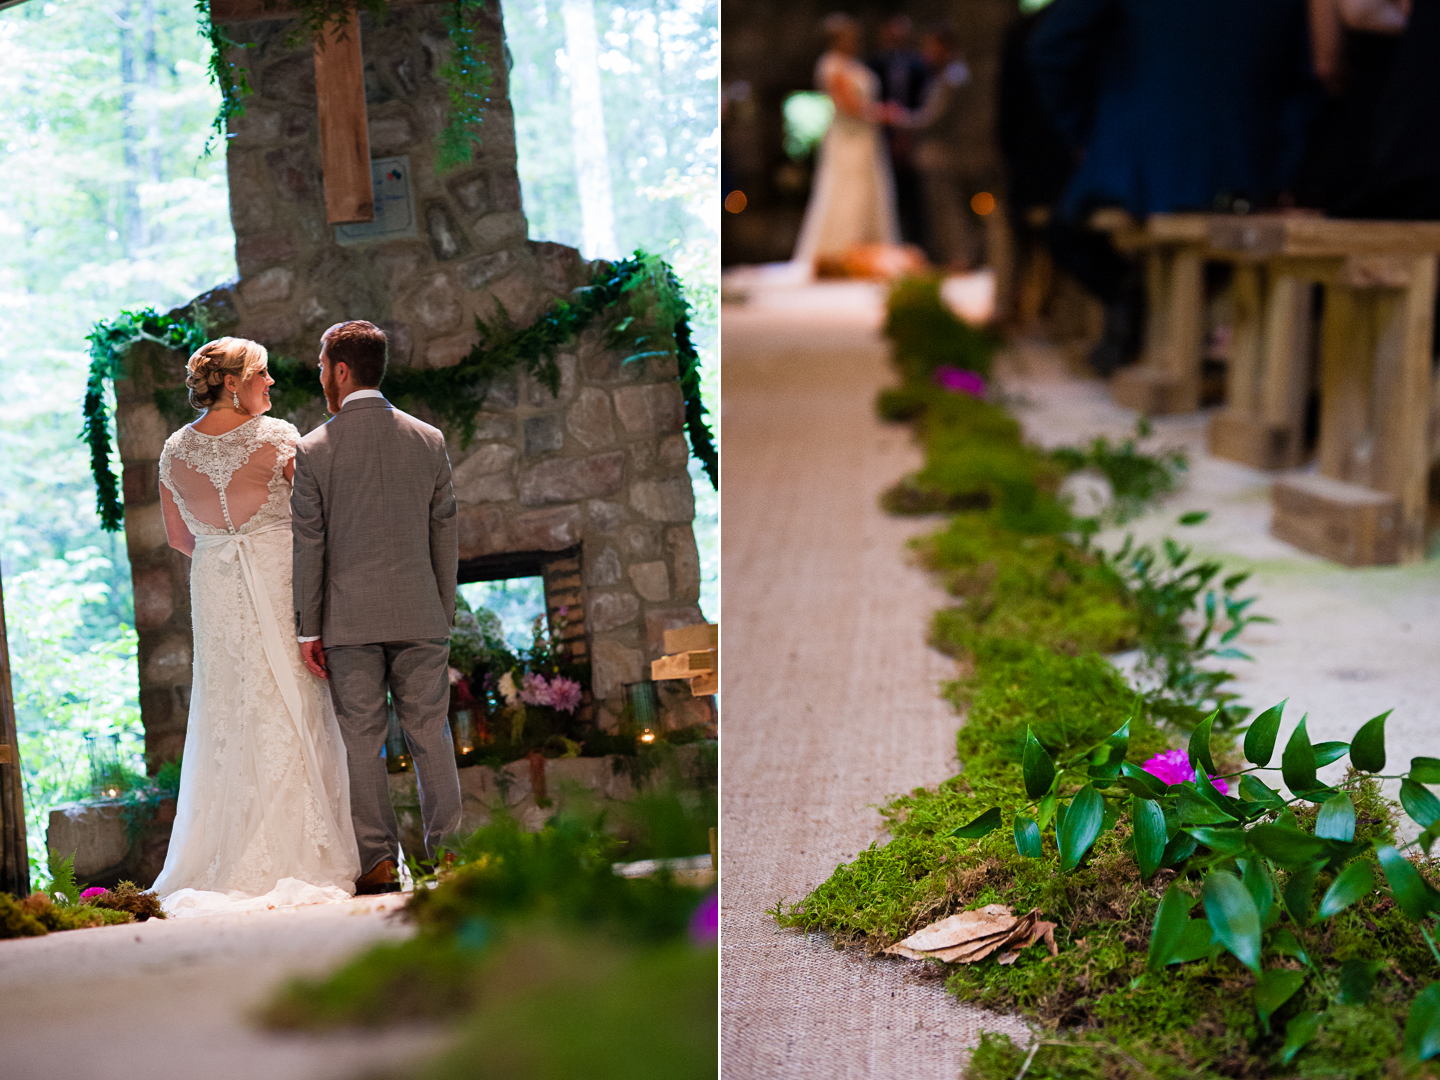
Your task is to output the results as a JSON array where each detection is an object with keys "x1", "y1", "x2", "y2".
[
  {"x1": 151, "y1": 337, "x2": 359, "y2": 915},
  {"x1": 791, "y1": 13, "x2": 901, "y2": 271}
]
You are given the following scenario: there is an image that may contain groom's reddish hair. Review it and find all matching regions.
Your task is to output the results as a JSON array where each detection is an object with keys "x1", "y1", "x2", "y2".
[{"x1": 323, "y1": 321, "x2": 387, "y2": 388}]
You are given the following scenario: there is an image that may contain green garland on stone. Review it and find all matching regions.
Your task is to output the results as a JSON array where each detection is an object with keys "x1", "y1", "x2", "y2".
[
  {"x1": 193, "y1": 0, "x2": 487, "y2": 169},
  {"x1": 83, "y1": 252, "x2": 717, "y2": 532},
  {"x1": 195, "y1": 0, "x2": 253, "y2": 157},
  {"x1": 84, "y1": 309, "x2": 210, "y2": 531},
  {"x1": 435, "y1": 0, "x2": 494, "y2": 172}
]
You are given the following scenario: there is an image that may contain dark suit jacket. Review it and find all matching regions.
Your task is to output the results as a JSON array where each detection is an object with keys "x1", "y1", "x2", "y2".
[
  {"x1": 1029, "y1": 0, "x2": 1317, "y2": 218},
  {"x1": 291, "y1": 396, "x2": 458, "y2": 646}
]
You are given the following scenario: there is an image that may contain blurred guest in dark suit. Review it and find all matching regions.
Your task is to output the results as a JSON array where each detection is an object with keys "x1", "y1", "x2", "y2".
[
  {"x1": 1298, "y1": 0, "x2": 1409, "y2": 214},
  {"x1": 868, "y1": 15, "x2": 931, "y2": 247},
  {"x1": 1028, "y1": 0, "x2": 1317, "y2": 374},
  {"x1": 1335, "y1": 0, "x2": 1440, "y2": 219}
]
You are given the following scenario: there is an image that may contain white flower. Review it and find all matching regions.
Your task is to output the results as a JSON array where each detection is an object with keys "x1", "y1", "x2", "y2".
[{"x1": 498, "y1": 670, "x2": 518, "y2": 705}]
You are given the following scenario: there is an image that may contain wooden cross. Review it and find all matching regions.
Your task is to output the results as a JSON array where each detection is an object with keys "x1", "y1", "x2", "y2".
[{"x1": 211, "y1": 0, "x2": 440, "y2": 225}]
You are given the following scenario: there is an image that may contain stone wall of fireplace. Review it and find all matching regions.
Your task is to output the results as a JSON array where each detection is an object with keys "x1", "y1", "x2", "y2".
[{"x1": 113, "y1": 0, "x2": 710, "y2": 767}]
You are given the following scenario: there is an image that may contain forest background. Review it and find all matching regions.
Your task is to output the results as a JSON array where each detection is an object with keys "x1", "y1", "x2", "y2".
[{"x1": 0, "y1": 0, "x2": 719, "y2": 877}]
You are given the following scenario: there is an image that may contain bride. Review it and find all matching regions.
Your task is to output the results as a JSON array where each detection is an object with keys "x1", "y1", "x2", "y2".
[
  {"x1": 791, "y1": 13, "x2": 901, "y2": 270},
  {"x1": 151, "y1": 337, "x2": 360, "y2": 914}
]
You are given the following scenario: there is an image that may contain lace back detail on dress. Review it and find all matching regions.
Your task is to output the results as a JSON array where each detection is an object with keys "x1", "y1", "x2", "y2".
[{"x1": 160, "y1": 417, "x2": 299, "y2": 536}]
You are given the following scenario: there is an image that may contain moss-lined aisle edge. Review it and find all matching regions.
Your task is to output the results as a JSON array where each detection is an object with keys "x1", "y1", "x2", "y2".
[{"x1": 774, "y1": 280, "x2": 1440, "y2": 1080}]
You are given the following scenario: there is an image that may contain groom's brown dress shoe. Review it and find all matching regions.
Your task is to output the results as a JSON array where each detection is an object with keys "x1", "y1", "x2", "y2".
[{"x1": 356, "y1": 859, "x2": 401, "y2": 895}]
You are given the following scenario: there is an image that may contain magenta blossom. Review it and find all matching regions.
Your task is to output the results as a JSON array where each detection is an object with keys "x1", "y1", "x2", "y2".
[
  {"x1": 1142, "y1": 749, "x2": 1230, "y2": 794},
  {"x1": 79, "y1": 887, "x2": 108, "y2": 900},
  {"x1": 548, "y1": 675, "x2": 582, "y2": 714},
  {"x1": 689, "y1": 891, "x2": 718, "y2": 946},
  {"x1": 933, "y1": 365, "x2": 987, "y2": 398}
]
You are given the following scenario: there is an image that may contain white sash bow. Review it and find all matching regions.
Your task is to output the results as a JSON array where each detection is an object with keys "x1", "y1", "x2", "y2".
[{"x1": 192, "y1": 521, "x2": 307, "y2": 736}]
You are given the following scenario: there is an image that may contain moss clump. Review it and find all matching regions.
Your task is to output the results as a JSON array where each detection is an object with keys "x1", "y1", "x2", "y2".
[
  {"x1": 884, "y1": 276, "x2": 998, "y2": 383},
  {"x1": 0, "y1": 891, "x2": 134, "y2": 938},
  {"x1": 919, "y1": 516, "x2": 1140, "y2": 661},
  {"x1": 263, "y1": 802, "x2": 715, "y2": 1064},
  {"x1": 88, "y1": 880, "x2": 166, "y2": 921}
]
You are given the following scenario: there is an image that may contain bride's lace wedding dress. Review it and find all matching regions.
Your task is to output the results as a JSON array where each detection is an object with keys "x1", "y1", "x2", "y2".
[{"x1": 151, "y1": 415, "x2": 359, "y2": 915}]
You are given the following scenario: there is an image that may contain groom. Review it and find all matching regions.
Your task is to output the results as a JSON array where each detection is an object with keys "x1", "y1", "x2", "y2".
[{"x1": 291, "y1": 320, "x2": 463, "y2": 895}]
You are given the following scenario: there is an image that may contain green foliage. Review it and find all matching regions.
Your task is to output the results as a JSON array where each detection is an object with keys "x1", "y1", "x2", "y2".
[
  {"x1": 0, "y1": 890, "x2": 134, "y2": 938},
  {"x1": 47, "y1": 850, "x2": 82, "y2": 905},
  {"x1": 193, "y1": 0, "x2": 251, "y2": 154},
  {"x1": 1052, "y1": 425, "x2": 1188, "y2": 525},
  {"x1": 883, "y1": 276, "x2": 998, "y2": 382},
  {"x1": 436, "y1": 0, "x2": 494, "y2": 171},
  {"x1": 7, "y1": 552, "x2": 146, "y2": 881},
  {"x1": 798, "y1": 278, "x2": 1440, "y2": 1075},
  {"x1": 263, "y1": 804, "x2": 715, "y2": 1061}
]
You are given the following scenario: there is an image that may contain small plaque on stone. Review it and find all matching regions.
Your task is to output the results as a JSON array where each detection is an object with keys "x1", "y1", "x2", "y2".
[{"x1": 336, "y1": 156, "x2": 419, "y2": 245}]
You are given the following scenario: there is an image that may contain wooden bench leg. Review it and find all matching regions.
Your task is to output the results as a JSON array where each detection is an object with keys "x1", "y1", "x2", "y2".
[
  {"x1": 1370, "y1": 254, "x2": 1436, "y2": 562},
  {"x1": 1316, "y1": 283, "x2": 1377, "y2": 488},
  {"x1": 1209, "y1": 269, "x2": 1311, "y2": 470},
  {"x1": 1114, "y1": 245, "x2": 1204, "y2": 414}
]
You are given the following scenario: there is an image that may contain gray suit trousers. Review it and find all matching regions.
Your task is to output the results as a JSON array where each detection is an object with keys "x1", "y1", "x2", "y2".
[{"x1": 325, "y1": 638, "x2": 462, "y2": 872}]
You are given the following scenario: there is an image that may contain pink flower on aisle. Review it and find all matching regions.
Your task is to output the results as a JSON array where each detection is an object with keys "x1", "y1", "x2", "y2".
[
  {"x1": 689, "y1": 891, "x2": 718, "y2": 946},
  {"x1": 548, "y1": 676, "x2": 582, "y2": 714},
  {"x1": 519, "y1": 672, "x2": 552, "y2": 707},
  {"x1": 1142, "y1": 749, "x2": 1230, "y2": 794},
  {"x1": 933, "y1": 365, "x2": 987, "y2": 398},
  {"x1": 80, "y1": 887, "x2": 108, "y2": 900}
]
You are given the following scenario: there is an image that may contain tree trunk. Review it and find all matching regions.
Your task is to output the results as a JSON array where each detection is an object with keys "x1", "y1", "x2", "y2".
[
  {"x1": 561, "y1": 0, "x2": 618, "y2": 260},
  {"x1": 143, "y1": 0, "x2": 162, "y2": 186},
  {"x1": 0, "y1": 571, "x2": 30, "y2": 898},
  {"x1": 117, "y1": 0, "x2": 145, "y2": 251}
]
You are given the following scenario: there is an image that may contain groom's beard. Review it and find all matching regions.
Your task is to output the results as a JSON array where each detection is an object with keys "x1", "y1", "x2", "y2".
[{"x1": 321, "y1": 369, "x2": 342, "y2": 414}]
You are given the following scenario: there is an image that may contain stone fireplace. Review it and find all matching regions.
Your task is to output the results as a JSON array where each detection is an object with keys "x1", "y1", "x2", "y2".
[{"x1": 113, "y1": 0, "x2": 710, "y2": 768}]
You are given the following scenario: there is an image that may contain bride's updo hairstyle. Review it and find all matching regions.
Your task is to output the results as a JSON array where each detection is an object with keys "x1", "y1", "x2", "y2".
[
  {"x1": 822, "y1": 12, "x2": 858, "y2": 47},
  {"x1": 185, "y1": 337, "x2": 268, "y2": 410}
]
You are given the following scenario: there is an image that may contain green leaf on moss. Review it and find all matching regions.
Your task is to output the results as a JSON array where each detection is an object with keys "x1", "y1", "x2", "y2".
[
  {"x1": 1013, "y1": 815, "x2": 1043, "y2": 858},
  {"x1": 1351, "y1": 710, "x2": 1390, "y2": 773},
  {"x1": 1022, "y1": 728, "x2": 1056, "y2": 801},
  {"x1": 1377, "y1": 845, "x2": 1440, "y2": 921},
  {"x1": 1282, "y1": 717, "x2": 1320, "y2": 799},
  {"x1": 1316, "y1": 792, "x2": 1357, "y2": 842},
  {"x1": 1319, "y1": 860, "x2": 1375, "y2": 919},
  {"x1": 1203, "y1": 870, "x2": 1262, "y2": 973},
  {"x1": 948, "y1": 807, "x2": 1003, "y2": 840},
  {"x1": 1243, "y1": 700, "x2": 1285, "y2": 768},
  {"x1": 1188, "y1": 711, "x2": 1217, "y2": 778},
  {"x1": 1281, "y1": 1010, "x2": 1323, "y2": 1064},
  {"x1": 1058, "y1": 784, "x2": 1105, "y2": 872},
  {"x1": 1132, "y1": 798, "x2": 1166, "y2": 879},
  {"x1": 1255, "y1": 967, "x2": 1306, "y2": 1033},
  {"x1": 1406, "y1": 982, "x2": 1440, "y2": 1060},
  {"x1": 1413, "y1": 758, "x2": 1440, "y2": 785}
]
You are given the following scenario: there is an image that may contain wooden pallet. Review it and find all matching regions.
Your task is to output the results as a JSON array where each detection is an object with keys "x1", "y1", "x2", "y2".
[{"x1": 651, "y1": 622, "x2": 719, "y2": 697}]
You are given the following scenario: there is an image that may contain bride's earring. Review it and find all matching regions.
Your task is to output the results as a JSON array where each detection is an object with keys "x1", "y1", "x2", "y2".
[{"x1": 232, "y1": 390, "x2": 241, "y2": 410}]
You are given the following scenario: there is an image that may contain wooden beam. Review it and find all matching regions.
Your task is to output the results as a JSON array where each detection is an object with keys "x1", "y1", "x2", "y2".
[
  {"x1": 313, "y1": 7, "x2": 374, "y2": 225},
  {"x1": 209, "y1": 0, "x2": 442, "y2": 23},
  {"x1": 0, "y1": 569, "x2": 30, "y2": 898}
]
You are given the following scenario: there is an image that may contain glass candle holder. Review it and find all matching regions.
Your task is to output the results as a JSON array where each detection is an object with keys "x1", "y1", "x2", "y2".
[
  {"x1": 86, "y1": 733, "x2": 126, "y2": 799},
  {"x1": 385, "y1": 701, "x2": 412, "y2": 773},
  {"x1": 623, "y1": 681, "x2": 660, "y2": 741},
  {"x1": 452, "y1": 708, "x2": 476, "y2": 764}
]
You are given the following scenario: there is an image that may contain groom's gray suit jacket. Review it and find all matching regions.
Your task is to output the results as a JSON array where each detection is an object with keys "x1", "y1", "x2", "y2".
[{"x1": 291, "y1": 396, "x2": 458, "y2": 646}]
